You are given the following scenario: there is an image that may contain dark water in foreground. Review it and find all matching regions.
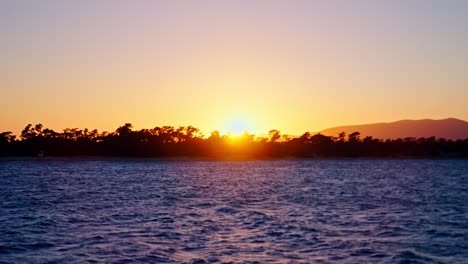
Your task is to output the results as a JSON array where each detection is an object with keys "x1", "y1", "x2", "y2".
[{"x1": 0, "y1": 160, "x2": 467, "y2": 263}]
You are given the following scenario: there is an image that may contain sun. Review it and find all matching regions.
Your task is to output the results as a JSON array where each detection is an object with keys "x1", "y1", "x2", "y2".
[
  {"x1": 229, "y1": 119, "x2": 249, "y2": 134},
  {"x1": 221, "y1": 114, "x2": 256, "y2": 135}
]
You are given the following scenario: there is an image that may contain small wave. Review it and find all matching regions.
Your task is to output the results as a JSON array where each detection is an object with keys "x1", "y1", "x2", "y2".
[
  {"x1": 393, "y1": 249, "x2": 435, "y2": 263},
  {"x1": 25, "y1": 242, "x2": 55, "y2": 250},
  {"x1": 215, "y1": 207, "x2": 239, "y2": 214}
]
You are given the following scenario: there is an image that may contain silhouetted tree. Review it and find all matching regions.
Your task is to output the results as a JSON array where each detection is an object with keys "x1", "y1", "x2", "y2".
[
  {"x1": 116, "y1": 123, "x2": 133, "y2": 136},
  {"x1": 0, "y1": 132, "x2": 15, "y2": 144},
  {"x1": 268, "y1": 130, "x2": 281, "y2": 143},
  {"x1": 348, "y1": 131, "x2": 361, "y2": 142},
  {"x1": 337, "y1": 131, "x2": 346, "y2": 143}
]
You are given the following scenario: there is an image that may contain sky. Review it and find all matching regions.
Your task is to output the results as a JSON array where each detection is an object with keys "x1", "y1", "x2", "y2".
[{"x1": 2, "y1": 0, "x2": 468, "y2": 136}]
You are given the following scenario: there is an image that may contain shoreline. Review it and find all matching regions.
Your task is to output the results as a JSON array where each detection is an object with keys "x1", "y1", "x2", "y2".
[{"x1": 1, "y1": 155, "x2": 466, "y2": 162}]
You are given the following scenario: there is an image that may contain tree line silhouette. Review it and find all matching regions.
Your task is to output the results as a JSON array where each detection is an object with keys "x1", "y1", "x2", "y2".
[{"x1": 1, "y1": 123, "x2": 467, "y2": 158}]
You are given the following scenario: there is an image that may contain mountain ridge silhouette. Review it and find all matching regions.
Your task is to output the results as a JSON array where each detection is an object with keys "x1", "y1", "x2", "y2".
[{"x1": 318, "y1": 118, "x2": 468, "y2": 139}]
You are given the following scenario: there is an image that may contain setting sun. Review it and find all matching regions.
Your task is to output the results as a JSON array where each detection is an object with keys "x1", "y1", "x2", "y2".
[{"x1": 221, "y1": 114, "x2": 256, "y2": 135}]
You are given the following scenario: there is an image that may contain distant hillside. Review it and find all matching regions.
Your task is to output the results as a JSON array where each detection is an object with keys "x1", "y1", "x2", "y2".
[{"x1": 319, "y1": 118, "x2": 468, "y2": 140}]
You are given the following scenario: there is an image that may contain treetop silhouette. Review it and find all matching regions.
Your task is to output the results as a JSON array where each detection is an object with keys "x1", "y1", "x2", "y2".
[{"x1": 1, "y1": 123, "x2": 467, "y2": 158}]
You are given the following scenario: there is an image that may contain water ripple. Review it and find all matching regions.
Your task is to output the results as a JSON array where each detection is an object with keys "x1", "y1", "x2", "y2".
[{"x1": 0, "y1": 160, "x2": 467, "y2": 263}]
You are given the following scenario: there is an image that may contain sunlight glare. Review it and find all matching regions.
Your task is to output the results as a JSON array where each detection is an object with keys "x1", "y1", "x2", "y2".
[{"x1": 222, "y1": 114, "x2": 256, "y2": 136}]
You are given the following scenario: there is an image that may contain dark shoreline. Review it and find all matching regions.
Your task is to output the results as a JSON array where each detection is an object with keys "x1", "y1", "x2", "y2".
[
  {"x1": 3, "y1": 123, "x2": 468, "y2": 161},
  {"x1": 1, "y1": 155, "x2": 467, "y2": 162}
]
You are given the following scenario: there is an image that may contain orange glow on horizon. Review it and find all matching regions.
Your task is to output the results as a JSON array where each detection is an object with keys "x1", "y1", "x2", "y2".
[{"x1": 2, "y1": 1, "x2": 467, "y2": 137}]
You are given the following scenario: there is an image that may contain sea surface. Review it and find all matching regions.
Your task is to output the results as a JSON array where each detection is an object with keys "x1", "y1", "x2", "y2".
[{"x1": 0, "y1": 160, "x2": 467, "y2": 263}]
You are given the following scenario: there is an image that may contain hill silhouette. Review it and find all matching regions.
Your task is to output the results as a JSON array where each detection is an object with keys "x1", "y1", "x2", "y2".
[
  {"x1": 1, "y1": 121, "x2": 468, "y2": 158},
  {"x1": 319, "y1": 118, "x2": 468, "y2": 140}
]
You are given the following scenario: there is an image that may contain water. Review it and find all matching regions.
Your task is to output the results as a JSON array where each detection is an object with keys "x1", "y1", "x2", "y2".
[{"x1": 0, "y1": 160, "x2": 467, "y2": 263}]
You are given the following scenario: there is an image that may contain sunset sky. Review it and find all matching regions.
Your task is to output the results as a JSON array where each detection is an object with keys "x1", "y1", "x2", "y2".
[{"x1": 2, "y1": 0, "x2": 468, "y2": 136}]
